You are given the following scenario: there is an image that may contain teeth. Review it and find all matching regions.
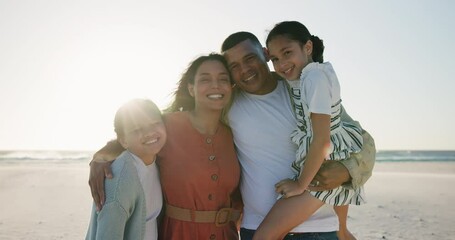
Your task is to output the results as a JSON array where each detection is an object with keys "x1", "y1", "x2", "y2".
[
  {"x1": 284, "y1": 67, "x2": 293, "y2": 74},
  {"x1": 244, "y1": 74, "x2": 256, "y2": 82},
  {"x1": 208, "y1": 94, "x2": 223, "y2": 99},
  {"x1": 145, "y1": 139, "x2": 158, "y2": 144}
]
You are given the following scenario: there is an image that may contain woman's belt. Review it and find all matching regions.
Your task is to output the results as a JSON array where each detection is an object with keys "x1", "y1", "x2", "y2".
[{"x1": 165, "y1": 204, "x2": 241, "y2": 227}]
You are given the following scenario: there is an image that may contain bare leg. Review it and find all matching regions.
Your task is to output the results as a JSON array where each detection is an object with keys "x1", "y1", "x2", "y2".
[
  {"x1": 334, "y1": 205, "x2": 356, "y2": 240},
  {"x1": 253, "y1": 191, "x2": 324, "y2": 240}
]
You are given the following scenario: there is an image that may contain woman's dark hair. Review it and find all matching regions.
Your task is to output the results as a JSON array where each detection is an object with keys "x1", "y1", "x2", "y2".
[
  {"x1": 114, "y1": 98, "x2": 162, "y2": 139},
  {"x1": 266, "y1": 21, "x2": 325, "y2": 63},
  {"x1": 165, "y1": 53, "x2": 232, "y2": 112}
]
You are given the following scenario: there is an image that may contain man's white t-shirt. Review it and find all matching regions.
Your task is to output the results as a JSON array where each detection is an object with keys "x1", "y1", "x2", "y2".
[{"x1": 228, "y1": 80, "x2": 338, "y2": 232}]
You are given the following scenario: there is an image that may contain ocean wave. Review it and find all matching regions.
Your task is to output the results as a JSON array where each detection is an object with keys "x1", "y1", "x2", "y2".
[
  {"x1": 1, "y1": 150, "x2": 454, "y2": 164},
  {"x1": 0, "y1": 150, "x2": 93, "y2": 163},
  {"x1": 376, "y1": 150, "x2": 455, "y2": 162}
]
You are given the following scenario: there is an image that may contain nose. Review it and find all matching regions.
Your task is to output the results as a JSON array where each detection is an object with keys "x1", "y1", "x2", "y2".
[
  {"x1": 240, "y1": 62, "x2": 251, "y2": 75},
  {"x1": 142, "y1": 126, "x2": 156, "y2": 137},
  {"x1": 211, "y1": 79, "x2": 220, "y2": 88},
  {"x1": 277, "y1": 60, "x2": 289, "y2": 72}
]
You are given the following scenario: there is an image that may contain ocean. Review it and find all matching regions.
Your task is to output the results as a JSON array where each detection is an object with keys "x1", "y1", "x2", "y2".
[
  {"x1": 0, "y1": 150, "x2": 455, "y2": 164},
  {"x1": 0, "y1": 150, "x2": 94, "y2": 164}
]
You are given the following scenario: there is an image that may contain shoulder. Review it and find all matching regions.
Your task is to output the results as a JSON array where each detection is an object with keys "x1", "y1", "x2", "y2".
[
  {"x1": 110, "y1": 152, "x2": 128, "y2": 176},
  {"x1": 110, "y1": 152, "x2": 140, "y2": 189},
  {"x1": 218, "y1": 122, "x2": 234, "y2": 138},
  {"x1": 102, "y1": 153, "x2": 140, "y2": 204},
  {"x1": 163, "y1": 111, "x2": 188, "y2": 126},
  {"x1": 162, "y1": 111, "x2": 194, "y2": 139},
  {"x1": 301, "y1": 62, "x2": 337, "y2": 86},
  {"x1": 302, "y1": 62, "x2": 327, "y2": 79}
]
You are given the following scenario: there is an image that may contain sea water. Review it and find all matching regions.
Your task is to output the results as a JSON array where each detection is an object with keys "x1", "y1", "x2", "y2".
[
  {"x1": 0, "y1": 150, "x2": 454, "y2": 164},
  {"x1": 0, "y1": 150, "x2": 94, "y2": 164}
]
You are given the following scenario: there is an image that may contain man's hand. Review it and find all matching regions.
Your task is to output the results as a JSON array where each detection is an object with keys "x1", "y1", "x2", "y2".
[
  {"x1": 88, "y1": 161, "x2": 114, "y2": 211},
  {"x1": 307, "y1": 161, "x2": 350, "y2": 191},
  {"x1": 275, "y1": 179, "x2": 306, "y2": 199}
]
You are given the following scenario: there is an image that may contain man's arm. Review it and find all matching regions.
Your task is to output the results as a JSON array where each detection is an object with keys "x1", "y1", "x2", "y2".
[
  {"x1": 339, "y1": 130, "x2": 375, "y2": 189},
  {"x1": 89, "y1": 140, "x2": 125, "y2": 211},
  {"x1": 337, "y1": 105, "x2": 376, "y2": 188},
  {"x1": 308, "y1": 106, "x2": 376, "y2": 191}
]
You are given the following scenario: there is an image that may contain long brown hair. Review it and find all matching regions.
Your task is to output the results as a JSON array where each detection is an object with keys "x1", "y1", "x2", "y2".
[{"x1": 165, "y1": 53, "x2": 233, "y2": 113}]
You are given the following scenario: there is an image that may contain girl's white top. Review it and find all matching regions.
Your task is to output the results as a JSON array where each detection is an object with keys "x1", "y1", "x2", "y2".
[{"x1": 288, "y1": 62, "x2": 363, "y2": 174}]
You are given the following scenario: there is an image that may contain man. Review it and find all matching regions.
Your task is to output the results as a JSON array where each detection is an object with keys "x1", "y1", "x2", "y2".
[{"x1": 221, "y1": 32, "x2": 375, "y2": 239}]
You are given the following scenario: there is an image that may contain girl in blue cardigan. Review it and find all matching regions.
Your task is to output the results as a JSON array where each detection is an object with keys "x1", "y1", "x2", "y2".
[{"x1": 86, "y1": 99, "x2": 167, "y2": 240}]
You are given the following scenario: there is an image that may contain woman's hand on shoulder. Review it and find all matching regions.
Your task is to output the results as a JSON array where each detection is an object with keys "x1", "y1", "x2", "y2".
[{"x1": 89, "y1": 159, "x2": 114, "y2": 211}]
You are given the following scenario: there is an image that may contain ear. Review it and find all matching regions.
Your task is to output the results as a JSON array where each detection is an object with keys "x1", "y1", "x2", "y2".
[
  {"x1": 304, "y1": 40, "x2": 313, "y2": 56},
  {"x1": 262, "y1": 47, "x2": 270, "y2": 62},
  {"x1": 118, "y1": 137, "x2": 128, "y2": 149},
  {"x1": 187, "y1": 83, "x2": 195, "y2": 97}
]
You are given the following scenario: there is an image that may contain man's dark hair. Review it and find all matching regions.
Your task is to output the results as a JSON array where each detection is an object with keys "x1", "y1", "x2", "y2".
[{"x1": 221, "y1": 31, "x2": 262, "y2": 52}]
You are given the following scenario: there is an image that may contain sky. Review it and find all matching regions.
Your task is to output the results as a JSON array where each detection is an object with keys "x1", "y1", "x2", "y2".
[{"x1": 0, "y1": 0, "x2": 454, "y2": 151}]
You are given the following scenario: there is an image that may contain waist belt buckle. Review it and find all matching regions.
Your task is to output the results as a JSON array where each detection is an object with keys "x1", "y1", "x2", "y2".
[{"x1": 215, "y1": 208, "x2": 232, "y2": 227}]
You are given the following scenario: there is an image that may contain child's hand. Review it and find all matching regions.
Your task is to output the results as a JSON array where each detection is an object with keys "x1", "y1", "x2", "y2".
[{"x1": 275, "y1": 178, "x2": 306, "y2": 199}]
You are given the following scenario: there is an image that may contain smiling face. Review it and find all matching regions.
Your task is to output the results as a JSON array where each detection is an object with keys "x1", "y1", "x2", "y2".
[
  {"x1": 223, "y1": 39, "x2": 276, "y2": 95},
  {"x1": 187, "y1": 59, "x2": 233, "y2": 112},
  {"x1": 267, "y1": 35, "x2": 313, "y2": 81},
  {"x1": 116, "y1": 101, "x2": 167, "y2": 163}
]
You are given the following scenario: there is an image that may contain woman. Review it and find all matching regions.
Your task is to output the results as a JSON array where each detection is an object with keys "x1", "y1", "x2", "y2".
[{"x1": 159, "y1": 53, "x2": 241, "y2": 239}]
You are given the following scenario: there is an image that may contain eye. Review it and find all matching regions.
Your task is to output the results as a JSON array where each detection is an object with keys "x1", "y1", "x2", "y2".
[
  {"x1": 153, "y1": 122, "x2": 164, "y2": 128},
  {"x1": 148, "y1": 122, "x2": 163, "y2": 131},
  {"x1": 127, "y1": 127, "x2": 141, "y2": 135},
  {"x1": 246, "y1": 55, "x2": 255, "y2": 62},
  {"x1": 284, "y1": 50, "x2": 292, "y2": 56},
  {"x1": 229, "y1": 64, "x2": 238, "y2": 71},
  {"x1": 270, "y1": 57, "x2": 278, "y2": 63},
  {"x1": 219, "y1": 77, "x2": 230, "y2": 83}
]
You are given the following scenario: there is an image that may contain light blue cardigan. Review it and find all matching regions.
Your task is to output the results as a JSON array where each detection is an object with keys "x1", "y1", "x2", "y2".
[{"x1": 86, "y1": 151, "x2": 147, "y2": 240}]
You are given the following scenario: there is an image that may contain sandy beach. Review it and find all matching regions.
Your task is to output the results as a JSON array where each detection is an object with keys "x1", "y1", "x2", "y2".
[
  {"x1": 0, "y1": 161, "x2": 454, "y2": 240},
  {"x1": 349, "y1": 162, "x2": 455, "y2": 240}
]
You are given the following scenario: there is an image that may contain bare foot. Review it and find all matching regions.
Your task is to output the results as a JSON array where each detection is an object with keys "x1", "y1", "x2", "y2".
[
  {"x1": 337, "y1": 229, "x2": 357, "y2": 240},
  {"x1": 346, "y1": 230, "x2": 357, "y2": 240}
]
